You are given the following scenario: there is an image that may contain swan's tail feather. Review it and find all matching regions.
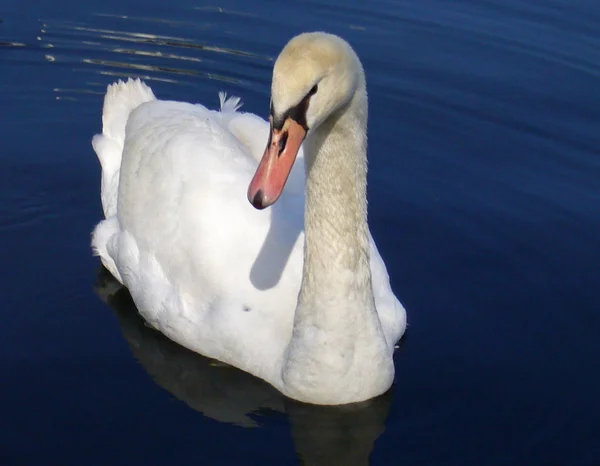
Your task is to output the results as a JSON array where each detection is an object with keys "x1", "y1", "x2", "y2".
[
  {"x1": 218, "y1": 91, "x2": 242, "y2": 114},
  {"x1": 102, "y1": 78, "x2": 156, "y2": 145},
  {"x1": 93, "y1": 78, "x2": 156, "y2": 218},
  {"x1": 91, "y1": 217, "x2": 123, "y2": 284}
]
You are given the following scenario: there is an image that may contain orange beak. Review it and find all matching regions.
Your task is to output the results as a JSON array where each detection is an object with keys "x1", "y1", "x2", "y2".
[{"x1": 247, "y1": 117, "x2": 307, "y2": 209}]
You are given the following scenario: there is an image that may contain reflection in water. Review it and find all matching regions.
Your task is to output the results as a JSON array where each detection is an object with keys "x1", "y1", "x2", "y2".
[
  {"x1": 64, "y1": 24, "x2": 271, "y2": 61},
  {"x1": 0, "y1": 41, "x2": 26, "y2": 47},
  {"x1": 81, "y1": 57, "x2": 240, "y2": 84},
  {"x1": 36, "y1": 14, "x2": 271, "y2": 94},
  {"x1": 95, "y1": 267, "x2": 393, "y2": 465},
  {"x1": 192, "y1": 6, "x2": 256, "y2": 18}
]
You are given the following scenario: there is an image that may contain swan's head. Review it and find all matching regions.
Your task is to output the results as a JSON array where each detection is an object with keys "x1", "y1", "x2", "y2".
[{"x1": 248, "y1": 32, "x2": 364, "y2": 209}]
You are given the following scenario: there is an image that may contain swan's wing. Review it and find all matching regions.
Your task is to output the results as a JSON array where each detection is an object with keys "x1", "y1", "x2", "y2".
[
  {"x1": 92, "y1": 79, "x2": 156, "y2": 218},
  {"x1": 114, "y1": 96, "x2": 305, "y2": 338},
  {"x1": 369, "y1": 237, "x2": 407, "y2": 348}
]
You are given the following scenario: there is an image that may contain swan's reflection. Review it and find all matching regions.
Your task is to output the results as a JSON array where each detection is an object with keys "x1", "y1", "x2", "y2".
[{"x1": 95, "y1": 266, "x2": 393, "y2": 465}]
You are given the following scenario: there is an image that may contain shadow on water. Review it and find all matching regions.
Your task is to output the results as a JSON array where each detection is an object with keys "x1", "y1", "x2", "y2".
[{"x1": 94, "y1": 266, "x2": 393, "y2": 465}]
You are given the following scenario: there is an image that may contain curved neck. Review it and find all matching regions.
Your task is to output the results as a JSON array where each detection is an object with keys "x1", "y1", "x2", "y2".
[
  {"x1": 282, "y1": 84, "x2": 393, "y2": 404},
  {"x1": 299, "y1": 88, "x2": 372, "y2": 308}
]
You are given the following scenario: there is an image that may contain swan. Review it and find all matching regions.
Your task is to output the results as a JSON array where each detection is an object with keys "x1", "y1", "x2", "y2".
[{"x1": 91, "y1": 32, "x2": 407, "y2": 405}]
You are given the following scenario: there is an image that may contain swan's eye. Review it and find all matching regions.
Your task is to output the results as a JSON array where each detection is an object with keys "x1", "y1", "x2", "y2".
[{"x1": 309, "y1": 84, "x2": 318, "y2": 96}]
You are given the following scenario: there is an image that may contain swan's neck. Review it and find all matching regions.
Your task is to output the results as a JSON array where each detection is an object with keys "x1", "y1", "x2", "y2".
[
  {"x1": 300, "y1": 90, "x2": 372, "y2": 307},
  {"x1": 282, "y1": 87, "x2": 392, "y2": 404}
]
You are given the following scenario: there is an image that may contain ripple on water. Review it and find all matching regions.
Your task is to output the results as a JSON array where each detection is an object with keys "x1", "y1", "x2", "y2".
[{"x1": 28, "y1": 10, "x2": 275, "y2": 101}]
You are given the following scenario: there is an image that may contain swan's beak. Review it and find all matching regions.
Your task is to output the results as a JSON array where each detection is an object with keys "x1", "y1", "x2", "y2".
[{"x1": 247, "y1": 117, "x2": 306, "y2": 209}]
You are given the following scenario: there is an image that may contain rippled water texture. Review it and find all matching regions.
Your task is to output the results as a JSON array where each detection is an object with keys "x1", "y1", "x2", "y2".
[{"x1": 1, "y1": 0, "x2": 599, "y2": 464}]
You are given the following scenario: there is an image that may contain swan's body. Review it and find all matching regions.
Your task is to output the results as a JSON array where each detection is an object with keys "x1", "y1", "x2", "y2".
[{"x1": 92, "y1": 33, "x2": 406, "y2": 405}]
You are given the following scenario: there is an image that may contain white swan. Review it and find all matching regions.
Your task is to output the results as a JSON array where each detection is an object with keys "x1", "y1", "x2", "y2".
[{"x1": 91, "y1": 32, "x2": 407, "y2": 405}]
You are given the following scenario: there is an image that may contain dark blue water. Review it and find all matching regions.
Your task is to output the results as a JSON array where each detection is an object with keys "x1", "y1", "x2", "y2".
[{"x1": 1, "y1": 0, "x2": 599, "y2": 464}]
